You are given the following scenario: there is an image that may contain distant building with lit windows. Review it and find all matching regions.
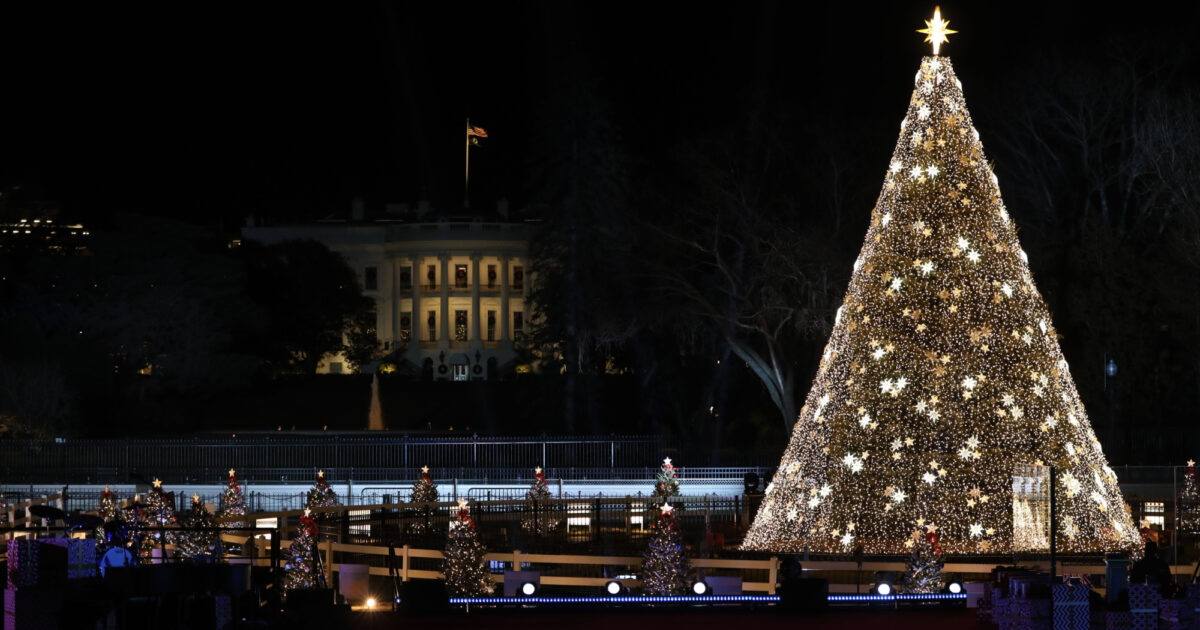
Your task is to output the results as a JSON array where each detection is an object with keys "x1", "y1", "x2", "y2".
[{"x1": 242, "y1": 200, "x2": 534, "y2": 380}]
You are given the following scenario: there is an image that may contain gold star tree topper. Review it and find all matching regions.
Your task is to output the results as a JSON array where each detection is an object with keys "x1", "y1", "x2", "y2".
[
  {"x1": 228, "y1": 468, "x2": 236, "y2": 478},
  {"x1": 421, "y1": 465, "x2": 430, "y2": 474},
  {"x1": 917, "y1": 6, "x2": 957, "y2": 55},
  {"x1": 152, "y1": 478, "x2": 163, "y2": 488}
]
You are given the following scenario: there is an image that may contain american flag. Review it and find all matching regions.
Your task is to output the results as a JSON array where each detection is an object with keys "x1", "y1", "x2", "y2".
[{"x1": 467, "y1": 126, "x2": 488, "y2": 138}]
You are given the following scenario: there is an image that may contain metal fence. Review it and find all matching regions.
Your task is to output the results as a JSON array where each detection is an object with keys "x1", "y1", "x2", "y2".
[{"x1": 0, "y1": 435, "x2": 675, "y2": 484}]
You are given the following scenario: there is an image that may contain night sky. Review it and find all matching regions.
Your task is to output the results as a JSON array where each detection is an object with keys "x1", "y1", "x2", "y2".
[{"x1": 0, "y1": 2, "x2": 1195, "y2": 230}]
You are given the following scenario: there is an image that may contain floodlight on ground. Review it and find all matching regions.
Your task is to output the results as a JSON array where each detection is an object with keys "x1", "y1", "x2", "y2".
[
  {"x1": 521, "y1": 581, "x2": 538, "y2": 596},
  {"x1": 875, "y1": 582, "x2": 892, "y2": 596},
  {"x1": 948, "y1": 581, "x2": 962, "y2": 594},
  {"x1": 606, "y1": 580, "x2": 623, "y2": 595},
  {"x1": 691, "y1": 580, "x2": 709, "y2": 595},
  {"x1": 365, "y1": 597, "x2": 377, "y2": 609}
]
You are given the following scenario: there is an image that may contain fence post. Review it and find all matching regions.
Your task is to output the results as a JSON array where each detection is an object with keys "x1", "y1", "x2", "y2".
[
  {"x1": 402, "y1": 544, "x2": 410, "y2": 581},
  {"x1": 323, "y1": 539, "x2": 334, "y2": 586},
  {"x1": 768, "y1": 556, "x2": 778, "y2": 595}
]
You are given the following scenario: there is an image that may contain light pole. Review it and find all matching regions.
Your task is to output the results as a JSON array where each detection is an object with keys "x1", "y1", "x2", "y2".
[{"x1": 1103, "y1": 354, "x2": 1118, "y2": 458}]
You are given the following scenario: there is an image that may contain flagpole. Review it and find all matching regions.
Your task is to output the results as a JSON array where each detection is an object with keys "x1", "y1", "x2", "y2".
[{"x1": 464, "y1": 117, "x2": 471, "y2": 209}]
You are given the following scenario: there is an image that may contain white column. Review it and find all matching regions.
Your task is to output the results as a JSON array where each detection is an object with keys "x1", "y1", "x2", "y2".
[
  {"x1": 391, "y1": 256, "x2": 401, "y2": 347},
  {"x1": 439, "y1": 253, "x2": 450, "y2": 347},
  {"x1": 409, "y1": 257, "x2": 420, "y2": 351},
  {"x1": 470, "y1": 253, "x2": 482, "y2": 349},
  {"x1": 500, "y1": 255, "x2": 511, "y2": 344}
]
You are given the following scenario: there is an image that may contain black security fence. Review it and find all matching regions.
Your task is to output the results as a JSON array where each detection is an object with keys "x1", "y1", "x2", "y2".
[{"x1": 0, "y1": 435, "x2": 678, "y2": 484}]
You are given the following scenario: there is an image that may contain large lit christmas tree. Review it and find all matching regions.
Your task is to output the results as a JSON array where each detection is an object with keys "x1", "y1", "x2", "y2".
[
  {"x1": 443, "y1": 499, "x2": 491, "y2": 596},
  {"x1": 642, "y1": 502, "x2": 690, "y2": 595},
  {"x1": 742, "y1": 9, "x2": 1139, "y2": 555}
]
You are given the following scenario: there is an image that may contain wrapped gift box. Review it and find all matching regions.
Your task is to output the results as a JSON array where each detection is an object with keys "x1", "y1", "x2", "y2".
[
  {"x1": 1052, "y1": 583, "x2": 1090, "y2": 630},
  {"x1": 3, "y1": 587, "x2": 63, "y2": 630},
  {"x1": 38, "y1": 539, "x2": 97, "y2": 580},
  {"x1": 1158, "y1": 598, "x2": 1191, "y2": 630},
  {"x1": 5, "y1": 541, "x2": 66, "y2": 589},
  {"x1": 1105, "y1": 611, "x2": 1132, "y2": 630},
  {"x1": 1129, "y1": 585, "x2": 1161, "y2": 630}
]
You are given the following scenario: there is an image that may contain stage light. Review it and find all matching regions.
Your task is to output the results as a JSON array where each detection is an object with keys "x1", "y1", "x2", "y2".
[
  {"x1": 875, "y1": 582, "x2": 892, "y2": 596},
  {"x1": 606, "y1": 580, "x2": 622, "y2": 595},
  {"x1": 948, "y1": 581, "x2": 962, "y2": 594},
  {"x1": 521, "y1": 581, "x2": 538, "y2": 596},
  {"x1": 365, "y1": 597, "x2": 377, "y2": 609},
  {"x1": 691, "y1": 580, "x2": 709, "y2": 595}
]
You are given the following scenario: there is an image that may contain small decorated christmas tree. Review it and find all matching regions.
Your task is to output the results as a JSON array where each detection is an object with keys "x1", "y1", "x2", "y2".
[
  {"x1": 122, "y1": 494, "x2": 148, "y2": 559},
  {"x1": 522, "y1": 466, "x2": 559, "y2": 535},
  {"x1": 1179, "y1": 460, "x2": 1200, "y2": 536},
  {"x1": 642, "y1": 502, "x2": 690, "y2": 595},
  {"x1": 443, "y1": 499, "x2": 491, "y2": 596},
  {"x1": 412, "y1": 466, "x2": 439, "y2": 503},
  {"x1": 406, "y1": 466, "x2": 439, "y2": 536},
  {"x1": 140, "y1": 478, "x2": 178, "y2": 559},
  {"x1": 283, "y1": 509, "x2": 321, "y2": 592},
  {"x1": 902, "y1": 523, "x2": 946, "y2": 593},
  {"x1": 218, "y1": 468, "x2": 247, "y2": 553},
  {"x1": 652, "y1": 457, "x2": 680, "y2": 503},
  {"x1": 96, "y1": 485, "x2": 121, "y2": 551},
  {"x1": 178, "y1": 494, "x2": 218, "y2": 559},
  {"x1": 305, "y1": 470, "x2": 339, "y2": 521}
]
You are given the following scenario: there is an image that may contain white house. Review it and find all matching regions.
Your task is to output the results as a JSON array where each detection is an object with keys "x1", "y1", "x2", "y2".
[{"x1": 242, "y1": 202, "x2": 534, "y2": 380}]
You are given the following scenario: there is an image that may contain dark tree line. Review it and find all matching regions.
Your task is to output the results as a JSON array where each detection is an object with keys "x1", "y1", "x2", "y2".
[{"x1": 0, "y1": 216, "x2": 378, "y2": 437}]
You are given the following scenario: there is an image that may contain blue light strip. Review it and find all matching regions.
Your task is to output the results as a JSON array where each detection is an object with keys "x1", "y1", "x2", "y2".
[
  {"x1": 444, "y1": 592, "x2": 967, "y2": 606},
  {"x1": 827, "y1": 593, "x2": 968, "y2": 602},
  {"x1": 448, "y1": 595, "x2": 781, "y2": 605}
]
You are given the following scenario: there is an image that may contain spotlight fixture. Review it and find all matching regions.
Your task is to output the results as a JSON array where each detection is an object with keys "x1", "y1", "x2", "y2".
[
  {"x1": 521, "y1": 581, "x2": 538, "y2": 597},
  {"x1": 606, "y1": 580, "x2": 623, "y2": 596},
  {"x1": 948, "y1": 581, "x2": 962, "y2": 594},
  {"x1": 691, "y1": 580, "x2": 709, "y2": 595},
  {"x1": 875, "y1": 582, "x2": 892, "y2": 596},
  {"x1": 365, "y1": 597, "x2": 377, "y2": 609}
]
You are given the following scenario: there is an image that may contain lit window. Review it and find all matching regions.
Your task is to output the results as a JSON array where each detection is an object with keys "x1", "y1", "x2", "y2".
[
  {"x1": 1146, "y1": 515, "x2": 1165, "y2": 528},
  {"x1": 1145, "y1": 502, "x2": 1164, "y2": 514}
]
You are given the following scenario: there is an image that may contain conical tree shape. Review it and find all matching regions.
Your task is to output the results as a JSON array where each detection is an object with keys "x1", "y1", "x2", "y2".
[{"x1": 742, "y1": 56, "x2": 1139, "y2": 555}]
